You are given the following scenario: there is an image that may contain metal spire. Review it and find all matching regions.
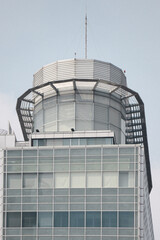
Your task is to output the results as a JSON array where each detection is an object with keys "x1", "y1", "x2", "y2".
[{"x1": 85, "y1": 9, "x2": 87, "y2": 59}]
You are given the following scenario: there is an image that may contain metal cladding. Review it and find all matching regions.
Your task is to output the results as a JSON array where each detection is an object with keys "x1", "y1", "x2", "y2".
[{"x1": 33, "y1": 59, "x2": 127, "y2": 87}]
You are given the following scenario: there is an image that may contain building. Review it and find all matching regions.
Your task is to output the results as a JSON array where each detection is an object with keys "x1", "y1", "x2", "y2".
[{"x1": 0, "y1": 59, "x2": 154, "y2": 240}]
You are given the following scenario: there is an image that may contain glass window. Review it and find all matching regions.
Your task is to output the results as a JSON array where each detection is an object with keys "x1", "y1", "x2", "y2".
[
  {"x1": 63, "y1": 139, "x2": 70, "y2": 145},
  {"x1": 103, "y1": 163, "x2": 118, "y2": 171},
  {"x1": 39, "y1": 149, "x2": 53, "y2": 157},
  {"x1": 119, "y1": 212, "x2": 134, "y2": 227},
  {"x1": 103, "y1": 155, "x2": 118, "y2": 162},
  {"x1": 54, "y1": 212, "x2": 68, "y2": 227},
  {"x1": 119, "y1": 147, "x2": 134, "y2": 155},
  {"x1": 32, "y1": 139, "x2": 38, "y2": 146},
  {"x1": 76, "y1": 103, "x2": 93, "y2": 121},
  {"x1": 7, "y1": 212, "x2": 21, "y2": 227},
  {"x1": 59, "y1": 120, "x2": 75, "y2": 131},
  {"x1": 119, "y1": 172, "x2": 128, "y2": 187},
  {"x1": 34, "y1": 109, "x2": 43, "y2": 132},
  {"x1": 86, "y1": 148, "x2": 101, "y2": 156},
  {"x1": 59, "y1": 103, "x2": 74, "y2": 121},
  {"x1": 7, "y1": 157, "x2": 21, "y2": 164},
  {"x1": 38, "y1": 212, "x2": 52, "y2": 227},
  {"x1": 55, "y1": 173, "x2": 69, "y2": 188},
  {"x1": 23, "y1": 174, "x2": 37, "y2": 188},
  {"x1": 119, "y1": 155, "x2": 134, "y2": 163},
  {"x1": 54, "y1": 149, "x2": 69, "y2": 157},
  {"x1": 71, "y1": 139, "x2": 78, "y2": 145},
  {"x1": 70, "y1": 164, "x2": 85, "y2": 171},
  {"x1": 103, "y1": 148, "x2": 118, "y2": 155},
  {"x1": 22, "y1": 212, "x2": 37, "y2": 227},
  {"x1": 71, "y1": 173, "x2": 85, "y2": 188},
  {"x1": 70, "y1": 212, "x2": 84, "y2": 227},
  {"x1": 70, "y1": 148, "x2": 85, "y2": 163},
  {"x1": 23, "y1": 150, "x2": 37, "y2": 157},
  {"x1": 102, "y1": 212, "x2": 117, "y2": 227},
  {"x1": 39, "y1": 157, "x2": 53, "y2": 164},
  {"x1": 44, "y1": 106, "x2": 57, "y2": 131},
  {"x1": 128, "y1": 172, "x2": 134, "y2": 187},
  {"x1": 87, "y1": 172, "x2": 101, "y2": 188},
  {"x1": 23, "y1": 157, "x2": 37, "y2": 164},
  {"x1": 103, "y1": 172, "x2": 118, "y2": 188},
  {"x1": 54, "y1": 163, "x2": 69, "y2": 171},
  {"x1": 80, "y1": 138, "x2": 86, "y2": 145},
  {"x1": 39, "y1": 173, "x2": 53, "y2": 188},
  {"x1": 94, "y1": 105, "x2": 109, "y2": 123},
  {"x1": 7, "y1": 150, "x2": 22, "y2": 157},
  {"x1": 86, "y1": 212, "x2": 101, "y2": 227},
  {"x1": 7, "y1": 174, "x2": 21, "y2": 189}
]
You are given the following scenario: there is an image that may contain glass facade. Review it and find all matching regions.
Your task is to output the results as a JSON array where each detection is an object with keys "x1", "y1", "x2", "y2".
[
  {"x1": 33, "y1": 91, "x2": 125, "y2": 144},
  {"x1": 3, "y1": 145, "x2": 139, "y2": 240},
  {"x1": 32, "y1": 137, "x2": 114, "y2": 147}
]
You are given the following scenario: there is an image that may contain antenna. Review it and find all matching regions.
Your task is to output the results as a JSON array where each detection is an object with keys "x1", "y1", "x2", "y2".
[{"x1": 85, "y1": 5, "x2": 87, "y2": 59}]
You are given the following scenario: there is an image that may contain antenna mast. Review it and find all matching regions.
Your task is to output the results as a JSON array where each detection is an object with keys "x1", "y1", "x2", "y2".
[{"x1": 85, "y1": 13, "x2": 87, "y2": 59}]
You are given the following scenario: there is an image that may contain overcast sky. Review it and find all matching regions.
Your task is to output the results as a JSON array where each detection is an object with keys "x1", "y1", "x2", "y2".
[{"x1": 0, "y1": 0, "x2": 160, "y2": 238}]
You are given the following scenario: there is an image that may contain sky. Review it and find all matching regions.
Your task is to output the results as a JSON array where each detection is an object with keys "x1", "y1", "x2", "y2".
[{"x1": 0, "y1": 0, "x2": 160, "y2": 238}]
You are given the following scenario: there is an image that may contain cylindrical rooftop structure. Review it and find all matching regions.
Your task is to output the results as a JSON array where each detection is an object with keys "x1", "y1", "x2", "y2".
[{"x1": 32, "y1": 59, "x2": 127, "y2": 144}]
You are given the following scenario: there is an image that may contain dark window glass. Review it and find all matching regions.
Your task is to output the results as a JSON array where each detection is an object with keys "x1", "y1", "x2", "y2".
[
  {"x1": 86, "y1": 211, "x2": 101, "y2": 227},
  {"x1": 22, "y1": 212, "x2": 37, "y2": 227},
  {"x1": 7, "y1": 212, "x2": 21, "y2": 227},
  {"x1": 38, "y1": 212, "x2": 52, "y2": 227},
  {"x1": 119, "y1": 212, "x2": 134, "y2": 227},
  {"x1": 102, "y1": 212, "x2": 117, "y2": 227},
  {"x1": 54, "y1": 212, "x2": 68, "y2": 227},
  {"x1": 70, "y1": 212, "x2": 84, "y2": 227}
]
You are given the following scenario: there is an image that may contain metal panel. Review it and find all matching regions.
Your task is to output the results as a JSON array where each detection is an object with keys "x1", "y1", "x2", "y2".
[
  {"x1": 43, "y1": 62, "x2": 57, "y2": 83},
  {"x1": 33, "y1": 59, "x2": 126, "y2": 87},
  {"x1": 57, "y1": 60, "x2": 75, "y2": 80},
  {"x1": 76, "y1": 59, "x2": 94, "y2": 79},
  {"x1": 93, "y1": 60, "x2": 110, "y2": 81}
]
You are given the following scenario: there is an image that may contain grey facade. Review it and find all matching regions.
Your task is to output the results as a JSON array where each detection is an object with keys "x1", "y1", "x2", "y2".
[{"x1": 0, "y1": 59, "x2": 154, "y2": 240}]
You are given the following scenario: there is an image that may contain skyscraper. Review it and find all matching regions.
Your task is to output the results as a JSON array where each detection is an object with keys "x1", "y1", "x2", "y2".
[{"x1": 0, "y1": 59, "x2": 154, "y2": 240}]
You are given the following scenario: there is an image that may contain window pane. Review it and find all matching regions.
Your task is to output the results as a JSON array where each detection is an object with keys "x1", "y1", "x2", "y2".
[
  {"x1": 54, "y1": 149, "x2": 69, "y2": 157},
  {"x1": 7, "y1": 174, "x2": 21, "y2": 189},
  {"x1": 23, "y1": 150, "x2": 37, "y2": 157},
  {"x1": 102, "y1": 212, "x2": 117, "y2": 227},
  {"x1": 39, "y1": 173, "x2": 53, "y2": 188},
  {"x1": 119, "y1": 147, "x2": 134, "y2": 155},
  {"x1": 38, "y1": 212, "x2": 52, "y2": 227},
  {"x1": 86, "y1": 212, "x2": 101, "y2": 227},
  {"x1": 71, "y1": 173, "x2": 85, "y2": 188},
  {"x1": 7, "y1": 212, "x2": 21, "y2": 227},
  {"x1": 119, "y1": 212, "x2": 134, "y2": 227},
  {"x1": 23, "y1": 174, "x2": 37, "y2": 188},
  {"x1": 22, "y1": 212, "x2": 37, "y2": 227},
  {"x1": 119, "y1": 172, "x2": 128, "y2": 187},
  {"x1": 59, "y1": 103, "x2": 74, "y2": 120},
  {"x1": 70, "y1": 212, "x2": 84, "y2": 227},
  {"x1": 39, "y1": 149, "x2": 53, "y2": 157},
  {"x1": 87, "y1": 172, "x2": 101, "y2": 188},
  {"x1": 86, "y1": 148, "x2": 101, "y2": 156},
  {"x1": 7, "y1": 150, "x2": 21, "y2": 157},
  {"x1": 76, "y1": 103, "x2": 93, "y2": 120},
  {"x1": 55, "y1": 173, "x2": 69, "y2": 188},
  {"x1": 71, "y1": 139, "x2": 78, "y2": 145},
  {"x1": 54, "y1": 212, "x2": 68, "y2": 227},
  {"x1": 103, "y1": 172, "x2": 118, "y2": 188},
  {"x1": 128, "y1": 172, "x2": 134, "y2": 187}
]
